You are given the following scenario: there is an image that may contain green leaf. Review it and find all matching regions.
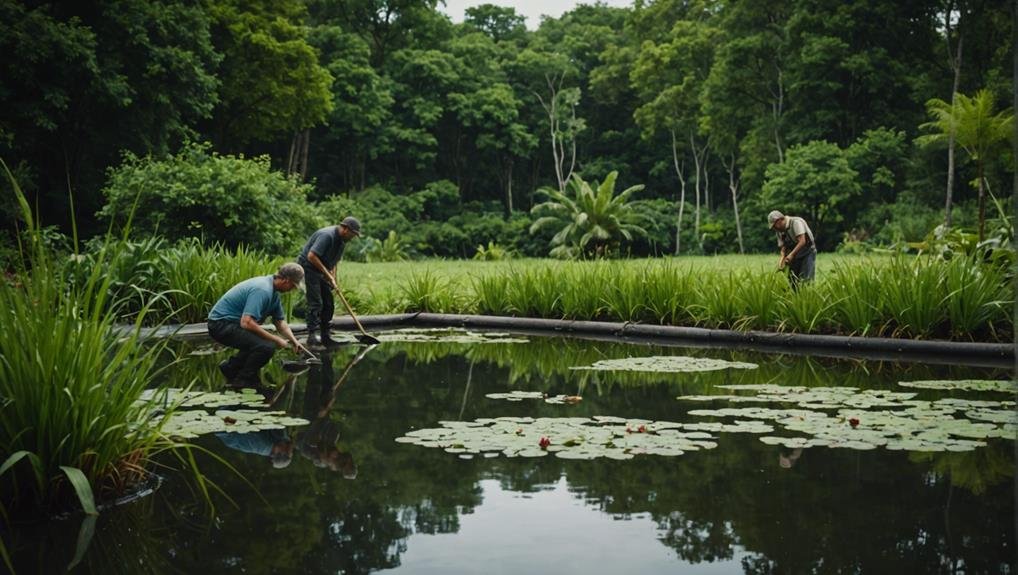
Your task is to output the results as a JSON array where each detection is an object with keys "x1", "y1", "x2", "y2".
[{"x1": 59, "y1": 466, "x2": 98, "y2": 516}]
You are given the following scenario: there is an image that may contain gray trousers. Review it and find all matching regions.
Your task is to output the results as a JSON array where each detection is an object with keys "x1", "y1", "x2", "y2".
[
  {"x1": 788, "y1": 250, "x2": 816, "y2": 291},
  {"x1": 302, "y1": 265, "x2": 335, "y2": 333},
  {"x1": 208, "y1": 319, "x2": 276, "y2": 381}
]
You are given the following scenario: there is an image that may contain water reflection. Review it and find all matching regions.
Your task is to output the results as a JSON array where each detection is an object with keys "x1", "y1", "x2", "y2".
[{"x1": 8, "y1": 332, "x2": 1015, "y2": 573}]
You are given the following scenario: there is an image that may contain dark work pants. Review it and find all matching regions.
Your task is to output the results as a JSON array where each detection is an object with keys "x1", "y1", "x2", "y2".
[
  {"x1": 208, "y1": 319, "x2": 276, "y2": 381},
  {"x1": 302, "y1": 266, "x2": 335, "y2": 334},
  {"x1": 788, "y1": 250, "x2": 817, "y2": 292}
]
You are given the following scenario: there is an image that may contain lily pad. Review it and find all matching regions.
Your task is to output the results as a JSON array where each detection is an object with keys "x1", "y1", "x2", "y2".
[
  {"x1": 898, "y1": 379, "x2": 1017, "y2": 393},
  {"x1": 396, "y1": 417, "x2": 720, "y2": 460},
  {"x1": 571, "y1": 355, "x2": 757, "y2": 373},
  {"x1": 378, "y1": 329, "x2": 528, "y2": 344},
  {"x1": 139, "y1": 388, "x2": 309, "y2": 439},
  {"x1": 678, "y1": 384, "x2": 1015, "y2": 453}
]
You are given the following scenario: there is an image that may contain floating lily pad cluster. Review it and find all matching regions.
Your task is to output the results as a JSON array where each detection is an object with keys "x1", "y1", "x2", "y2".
[
  {"x1": 139, "y1": 387, "x2": 269, "y2": 409},
  {"x1": 570, "y1": 355, "x2": 758, "y2": 373},
  {"x1": 679, "y1": 384, "x2": 1017, "y2": 452},
  {"x1": 138, "y1": 388, "x2": 309, "y2": 439},
  {"x1": 160, "y1": 409, "x2": 309, "y2": 439},
  {"x1": 485, "y1": 391, "x2": 583, "y2": 404},
  {"x1": 396, "y1": 416, "x2": 731, "y2": 460},
  {"x1": 898, "y1": 379, "x2": 1017, "y2": 393}
]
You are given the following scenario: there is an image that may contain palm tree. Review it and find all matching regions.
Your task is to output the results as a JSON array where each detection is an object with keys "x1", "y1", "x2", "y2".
[
  {"x1": 529, "y1": 171, "x2": 648, "y2": 258},
  {"x1": 920, "y1": 89, "x2": 1014, "y2": 240}
]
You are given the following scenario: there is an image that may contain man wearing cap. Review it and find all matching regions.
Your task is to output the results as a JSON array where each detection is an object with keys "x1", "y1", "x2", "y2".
[
  {"x1": 298, "y1": 216, "x2": 362, "y2": 347},
  {"x1": 768, "y1": 210, "x2": 816, "y2": 290},
  {"x1": 216, "y1": 429, "x2": 294, "y2": 469},
  {"x1": 208, "y1": 262, "x2": 307, "y2": 386}
]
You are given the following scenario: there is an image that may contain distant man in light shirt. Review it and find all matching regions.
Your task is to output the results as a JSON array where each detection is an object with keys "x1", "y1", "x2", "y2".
[
  {"x1": 207, "y1": 262, "x2": 307, "y2": 386},
  {"x1": 297, "y1": 216, "x2": 361, "y2": 347},
  {"x1": 767, "y1": 210, "x2": 816, "y2": 291}
]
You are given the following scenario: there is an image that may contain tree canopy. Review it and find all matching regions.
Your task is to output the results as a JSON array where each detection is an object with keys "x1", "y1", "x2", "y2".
[{"x1": 0, "y1": 0, "x2": 1013, "y2": 255}]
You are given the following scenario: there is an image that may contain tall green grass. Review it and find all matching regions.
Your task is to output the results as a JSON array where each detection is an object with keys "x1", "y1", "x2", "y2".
[
  {"x1": 56, "y1": 236, "x2": 1016, "y2": 342},
  {"x1": 0, "y1": 164, "x2": 178, "y2": 516},
  {"x1": 385, "y1": 256, "x2": 1013, "y2": 341},
  {"x1": 160, "y1": 239, "x2": 276, "y2": 323}
]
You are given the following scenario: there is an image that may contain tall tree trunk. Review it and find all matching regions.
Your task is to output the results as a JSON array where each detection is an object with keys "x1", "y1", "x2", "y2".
[
  {"x1": 671, "y1": 130, "x2": 687, "y2": 255},
  {"x1": 287, "y1": 131, "x2": 298, "y2": 175},
  {"x1": 771, "y1": 66, "x2": 785, "y2": 163},
  {"x1": 723, "y1": 152, "x2": 744, "y2": 253},
  {"x1": 690, "y1": 132, "x2": 709, "y2": 248},
  {"x1": 506, "y1": 158, "x2": 514, "y2": 217},
  {"x1": 299, "y1": 129, "x2": 310, "y2": 181},
  {"x1": 703, "y1": 147, "x2": 711, "y2": 213},
  {"x1": 944, "y1": 4, "x2": 964, "y2": 228}
]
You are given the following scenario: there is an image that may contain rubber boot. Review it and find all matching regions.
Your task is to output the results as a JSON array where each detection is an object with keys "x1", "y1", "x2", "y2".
[
  {"x1": 321, "y1": 329, "x2": 342, "y2": 347},
  {"x1": 307, "y1": 331, "x2": 324, "y2": 348}
]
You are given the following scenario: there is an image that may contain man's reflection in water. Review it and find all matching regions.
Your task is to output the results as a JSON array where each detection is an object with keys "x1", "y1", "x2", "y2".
[
  {"x1": 216, "y1": 428, "x2": 294, "y2": 469},
  {"x1": 298, "y1": 345, "x2": 374, "y2": 479},
  {"x1": 778, "y1": 447, "x2": 803, "y2": 469}
]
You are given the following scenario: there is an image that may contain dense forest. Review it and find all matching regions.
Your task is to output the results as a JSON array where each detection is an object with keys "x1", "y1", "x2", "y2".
[{"x1": 0, "y1": 0, "x2": 1014, "y2": 258}]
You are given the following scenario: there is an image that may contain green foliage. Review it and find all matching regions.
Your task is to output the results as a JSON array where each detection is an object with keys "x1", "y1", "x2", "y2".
[
  {"x1": 530, "y1": 171, "x2": 648, "y2": 258},
  {"x1": 761, "y1": 140, "x2": 861, "y2": 246},
  {"x1": 67, "y1": 237, "x2": 287, "y2": 325},
  {"x1": 918, "y1": 89, "x2": 1014, "y2": 238},
  {"x1": 210, "y1": 0, "x2": 334, "y2": 145},
  {"x1": 399, "y1": 271, "x2": 459, "y2": 313},
  {"x1": 365, "y1": 231, "x2": 409, "y2": 263},
  {"x1": 99, "y1": 143, "x2": 322, "y2": 255},
  {"x1": 464, "y1": 4, "x2": 526, "y2": 43},
  {"x1": 0, "y1": 163, "x2": 174, "y2": 515},
  {"x1": 372, "y1": 256, "x2": 1012, "y2": 342},
  {"x1": 473, "y1": 241, "x2": 512, "y2": 261}
]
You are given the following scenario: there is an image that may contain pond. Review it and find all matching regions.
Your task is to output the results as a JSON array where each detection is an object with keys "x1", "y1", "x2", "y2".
[{"x1": 9, "y1": 329, "x2": 1016, "y2": 573}]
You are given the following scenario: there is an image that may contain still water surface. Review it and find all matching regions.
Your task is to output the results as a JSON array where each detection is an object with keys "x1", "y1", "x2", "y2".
[{"x1": 11, "y1": 330, "x2": 1016, "y2": 573}]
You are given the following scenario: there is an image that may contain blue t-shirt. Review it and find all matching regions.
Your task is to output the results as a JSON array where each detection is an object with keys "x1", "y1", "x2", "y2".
[
  {"x1": 208, "y1": 275, "x2": 285, "y2": 323},
  {"x1": 216, "y1": 429, "x2": 287, "y2": 456},
  {"x1": 298, "y1": 226, "x2": 346, "y2": 270}
]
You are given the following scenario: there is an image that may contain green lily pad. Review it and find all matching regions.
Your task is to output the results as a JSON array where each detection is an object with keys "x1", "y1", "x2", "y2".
[
  {"x1": 396, "y1": 417, "x2": 720, "y2": 460},
  {"x1": 679, "y1": 384, "x2": 1015, "y2": 454},
  {"x1": 377, "y1": 329, "x2": 528, "y2": 344},
  {"x1": 140, "y1": 388, "x2": 309, "y2": 439},
  {"x1": 571, "y1": 355, "x2": 758, "y2": 373},
  {"x1": 898, "y1": 379, "x2": 1017, "y2": 393}
]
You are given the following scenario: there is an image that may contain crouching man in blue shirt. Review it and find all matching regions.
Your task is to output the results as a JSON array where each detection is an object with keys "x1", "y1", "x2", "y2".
[{"x1": 207, "y1": 262, "x2": 308, "y2": 386}]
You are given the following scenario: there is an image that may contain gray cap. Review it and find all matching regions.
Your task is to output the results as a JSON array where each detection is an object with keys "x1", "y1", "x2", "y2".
[
  {"x1": 341, "y1": 216, "x2": 361, "y2": 236},
  {"x1": 767, "y1": 210, "x2": 784, "y2": 228},
  {"x1": 277, "y1": 262, "x2": 305, "y2": 284}
]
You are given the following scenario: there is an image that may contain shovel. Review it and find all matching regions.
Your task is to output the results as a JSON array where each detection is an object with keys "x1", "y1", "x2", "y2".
[
  {"x1": 281, "y1": 343, "x2": 323, "y2": 373},
  {"x1": 333, "y1": 285, "x2": 381, "y2": 345}
]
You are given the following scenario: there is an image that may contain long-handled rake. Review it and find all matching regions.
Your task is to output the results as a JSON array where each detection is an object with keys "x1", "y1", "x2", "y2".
[{"x1": 333, "y1": 285, "x2": 381, "y2": 345}]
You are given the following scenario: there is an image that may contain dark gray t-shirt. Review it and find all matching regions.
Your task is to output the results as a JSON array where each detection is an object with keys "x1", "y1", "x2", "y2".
[{"x1": 298, "y1": 226, "x2": 346, "y2": 270}]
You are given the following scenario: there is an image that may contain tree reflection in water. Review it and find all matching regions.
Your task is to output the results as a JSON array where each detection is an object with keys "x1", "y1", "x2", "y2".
[{"x1": 8, "y1": 335, "x2": 1014, "y2": 574}]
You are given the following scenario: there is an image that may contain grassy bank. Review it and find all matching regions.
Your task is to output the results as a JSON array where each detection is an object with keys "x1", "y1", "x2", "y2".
[
  {"x1": 337, "y1": 254, "x2": 1011, "y2": 342},
  {"x1": 72, "y1": 243, "x2": 1011, "y2": 342}
]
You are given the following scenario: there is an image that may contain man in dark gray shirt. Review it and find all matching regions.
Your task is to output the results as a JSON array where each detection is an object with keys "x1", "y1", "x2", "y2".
[{"x1": 298, "y1": 216, "x2": 361, "y2": 346}]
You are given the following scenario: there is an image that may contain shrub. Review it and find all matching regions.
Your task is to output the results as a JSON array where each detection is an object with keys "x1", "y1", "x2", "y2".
[
  {"x1": 99, "y1": 142, "x2": 322, "y2": 256},
  {"x1": 473, "y1": 241, "x2": 512, "y2": 260},
  {"x1": 365, "y1": 230, "x2": 409, "y2": 262},
  {"x1": 760, "y1": 140, "x2": 861, "y2": 249}
]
